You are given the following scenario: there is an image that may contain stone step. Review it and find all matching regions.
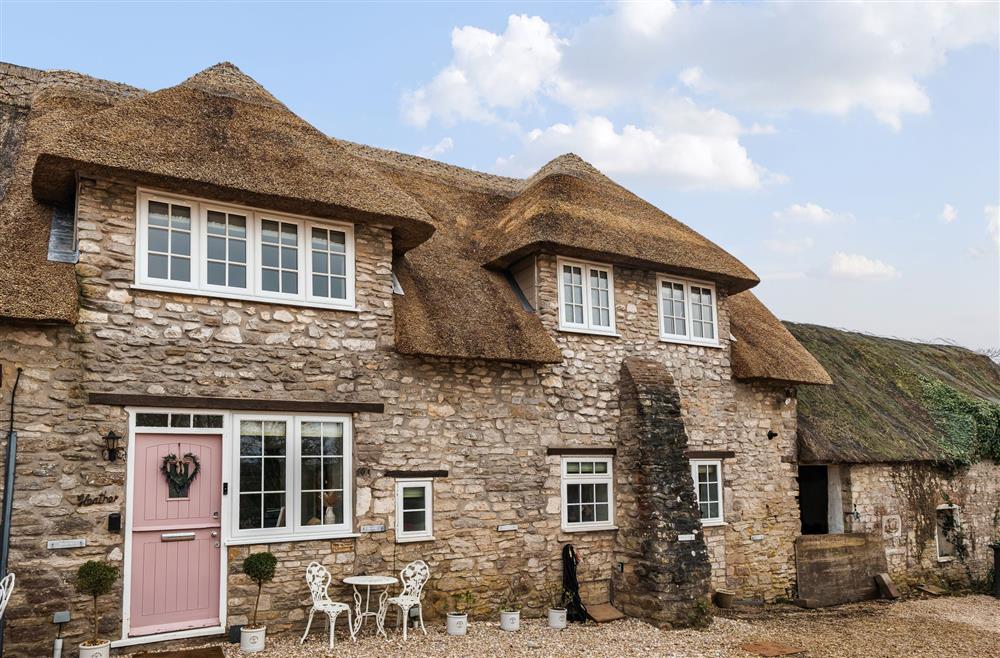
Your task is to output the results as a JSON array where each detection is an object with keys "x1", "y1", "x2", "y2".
[{"x1": 586, "y1": 602, "x2": 626, "y2": 623}]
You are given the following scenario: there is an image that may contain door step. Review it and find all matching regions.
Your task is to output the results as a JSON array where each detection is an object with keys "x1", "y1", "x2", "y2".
[{"x1": 586, "y1": 602, "x2": 626, "y2": 623}]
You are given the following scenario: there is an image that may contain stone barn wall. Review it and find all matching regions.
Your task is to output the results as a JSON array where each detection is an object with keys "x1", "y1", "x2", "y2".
[{"x1": 0, "y1": 176, "x2": 801, "y2": 655}]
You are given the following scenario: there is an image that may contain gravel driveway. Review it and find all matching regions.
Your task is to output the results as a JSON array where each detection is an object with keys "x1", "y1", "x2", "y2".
[{"x1": 133, "y1": 595, "x2": 1000, "y2": 658}]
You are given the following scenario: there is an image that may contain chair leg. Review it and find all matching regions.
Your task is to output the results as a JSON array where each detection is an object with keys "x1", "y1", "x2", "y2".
[
  {"x1": 329, "y1": 611, "x2": 337, "y2": 650},
  {"x1": 418, "y1": 604, "x2": 427, "y2": 635},
  {"x1": 301, "y1": 608, "x2": 315, "y2": 644},
  {"x1": 347, "y1": 608, "x2": 356, "y2": 643},
  {"x1": 402, "y1": 605, "x2": 411, "y2": 641}
]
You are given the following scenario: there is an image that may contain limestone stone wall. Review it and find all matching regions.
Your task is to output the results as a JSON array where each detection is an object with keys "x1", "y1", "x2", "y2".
[
  {"x1": 0, "y1": 177, "x2": 801, "y2": 655},
  {"x1": 845, "y1": 461, "x2": 1000, "y2": 588}
]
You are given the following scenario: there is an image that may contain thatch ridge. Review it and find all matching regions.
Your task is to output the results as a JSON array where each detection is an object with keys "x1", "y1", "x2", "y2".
[{"x1": 786, "y1": 322, "x2": 1000, "y2": 464}]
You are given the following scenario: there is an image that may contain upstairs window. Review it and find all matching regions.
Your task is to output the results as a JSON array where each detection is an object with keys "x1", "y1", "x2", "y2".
[
  {"x1": 691, "y1": 459, "x2": 724, "y2": 525},
  {"x1": 557, "y1": 258, "x2": 616, "y2": 335},
  {"x1": 136, "y1": 191, "x2": 355, "y2": 309},
  {"x1": 657, "y1": 276, "x2": 719, "y2": 346}
]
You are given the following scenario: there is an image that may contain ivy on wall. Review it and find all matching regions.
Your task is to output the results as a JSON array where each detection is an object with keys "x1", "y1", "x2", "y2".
[{"x1": 919, "y1": 377, "x2": 1000, "y2": 466}]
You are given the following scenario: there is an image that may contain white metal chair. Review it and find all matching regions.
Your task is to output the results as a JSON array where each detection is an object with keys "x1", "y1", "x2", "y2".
[
  {"x1": 384, "y1": 560, "x2": 429, "y2": 640},
  {"x1": 0, "y1": 573, "x2": 14, "y2": 620},
  {"x1": 300, "y1": 562, "x2": 355, "y2": 649}
]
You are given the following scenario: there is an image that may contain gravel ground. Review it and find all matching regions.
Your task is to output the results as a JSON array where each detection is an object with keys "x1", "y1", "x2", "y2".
[{"x1": 130, "y1": 595, "x2": 1000, "y2": 658}]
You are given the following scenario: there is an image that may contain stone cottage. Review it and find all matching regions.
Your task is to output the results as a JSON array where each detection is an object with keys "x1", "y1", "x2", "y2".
[
  {"x1": 0, "y1": 61, "x2": 832, "y2": 656},
  {"x1": 787, "y1": 323, "x2": 1000, "y2": 606}
]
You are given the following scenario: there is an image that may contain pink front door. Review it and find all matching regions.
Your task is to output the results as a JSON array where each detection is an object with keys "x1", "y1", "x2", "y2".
[{"x1": 129, "y1": 434, "x2": 222, "y2": 636}]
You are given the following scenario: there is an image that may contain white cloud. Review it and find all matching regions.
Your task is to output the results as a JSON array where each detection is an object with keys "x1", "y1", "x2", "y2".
[
  {"x1": 494, "y1": 115, "x2": 775, "y2": 189},
  {"x1": 418, "y1": 137, "x2": 454, "y2": 158},
  {"x1": 763, "y1": 237, "x2": 815, "y2": 254},
  {"x1": 987, "y1": 205, "x2": 1000, "y2": 246},
  {"x1": 940, "y1": 203, "x2": 958, "y2": 223},
  {"x1": 829, "y1": 252, "x2": 901, "y2": 280},
  {"x1": 772, "y1": 203, "x2": 852, "y2": 224}
]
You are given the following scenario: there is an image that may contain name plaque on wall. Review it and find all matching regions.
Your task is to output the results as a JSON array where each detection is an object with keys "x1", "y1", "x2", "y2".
[
  {"x1": 47, "y1": 538, "x2": 86, "y2": 549},
  {"x1": 677, "y1": 534, "x2": 696, "y2": 542},
  {"x1": 497, "y1": 524, "x2": 518, "y2": 532},
  {"x1": 360, "y1": 524, "x2": 385, "y2": 533}
]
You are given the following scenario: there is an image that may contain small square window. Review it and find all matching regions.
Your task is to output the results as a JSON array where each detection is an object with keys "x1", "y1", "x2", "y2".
[{"x1": 395, "y1": 479, "x2": 433, "y2": 542}]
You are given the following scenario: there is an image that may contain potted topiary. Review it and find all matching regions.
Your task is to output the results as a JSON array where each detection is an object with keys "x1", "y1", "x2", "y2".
[
  {"x1": 446, "y1": 590, "x2": 474, "y2": 636},
  {"x1": 498, "y1": 585, "x2": 520, "y2": 632},
  {"x1": 546, "y1": 581, "x2": 569, "y2": 630},
  {"x1": 240, "y1": 551, "x2": 277, "y2": 653},
  {"x1": 76, "y1": 560, "x2": 118, "y2": 658}
]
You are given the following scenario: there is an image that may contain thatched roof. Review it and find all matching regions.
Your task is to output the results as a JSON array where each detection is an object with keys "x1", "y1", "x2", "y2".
[
  {"x1": 728, "y1": 292, "x2": 831, "y2": 385},
  {"x1": 481, "y1": 155, "x2": 759, "y2": 293},
  {"x1": 31, "y1": 63, "x2": 435, "y2": 253},
  {"x1": 787, "y1": 322, "x2": 1000, "y2": 464},
  {"x1": 1, "y1": 61, "x2": 822, "y2": 381}
]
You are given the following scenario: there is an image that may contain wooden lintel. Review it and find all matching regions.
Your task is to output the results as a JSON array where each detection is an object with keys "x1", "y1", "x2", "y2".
[
  {"x1": 546, "y1": 447, "x2": 617, "y2": 456},
  {"x1": 686, "y1": 450, "x2": 736, "y2": 459},
  {"x1": 384, "y1": 470, "x2": 449, "y2": 478},
  {"x1": 87, "y1": 392, "x2": 384, "y2": 414}
]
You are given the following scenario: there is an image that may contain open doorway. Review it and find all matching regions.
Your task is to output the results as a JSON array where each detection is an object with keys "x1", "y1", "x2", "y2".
[{"x1": 799, "y1": 465, "x2": 828, "y2": 534}]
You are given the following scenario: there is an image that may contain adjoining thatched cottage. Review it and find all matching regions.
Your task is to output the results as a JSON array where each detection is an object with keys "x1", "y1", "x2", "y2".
[
  {"x1": 787, "y1": 323, "x2": 1000, "y2": 606},
  {"x1": 0, "y1": 60, "x2": 842, "y2": 655}
]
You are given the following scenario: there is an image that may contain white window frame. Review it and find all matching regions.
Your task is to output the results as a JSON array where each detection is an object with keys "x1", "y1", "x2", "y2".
[
  {"x1": 935, "y1": 503, "x2": 960, "y2": 562},
  {"x1": 656, "y1": 275, "x2": 720, "y2": 347},
  {"x1": 134, "y1": 189, "x2": 356, "y2": 310},
  {"x1": 691, "y1": 459, "x2": 725, "y2": 526},
  {"x1": 229, "y1": 413, "x2": 353, "y2": 544},
  {"x1": 395, "y1": 478, "x2": 434, "y2": 543},
  {"x1": 556, "y1": 257, "x2": 617, "y2": 336},
  {"x1": 560, "y1": 456, "x2": 616, "y2": 532}
]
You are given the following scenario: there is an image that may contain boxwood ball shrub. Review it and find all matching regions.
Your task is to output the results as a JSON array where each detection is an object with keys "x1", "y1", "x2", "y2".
[
  {"x1": 76, "y1": 560, "x2": 119, "y2": 645},
  {"x1": 243, "y1": 551, "x2": 277, "y2": 627}
]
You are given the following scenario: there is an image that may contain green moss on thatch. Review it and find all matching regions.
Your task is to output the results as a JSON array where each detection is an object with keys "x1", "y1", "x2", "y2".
[{"x1": 786, "y1": 322, "x2": 1000, "y2": 464}]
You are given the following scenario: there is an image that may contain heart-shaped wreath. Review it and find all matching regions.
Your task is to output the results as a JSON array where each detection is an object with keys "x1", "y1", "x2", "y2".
[{"x1": 161, "y1": 452, "x2": 202, "y2": 498}]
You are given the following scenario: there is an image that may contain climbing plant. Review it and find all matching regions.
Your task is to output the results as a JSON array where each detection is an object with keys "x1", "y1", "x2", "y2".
[{"x1": 919, "y1": 377, "x2": 1000, "y2": 466}]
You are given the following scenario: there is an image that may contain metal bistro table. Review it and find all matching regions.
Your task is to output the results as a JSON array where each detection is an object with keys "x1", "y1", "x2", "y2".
[{"x1": 344, "y1": 575, "x2": 398, "y2": 639}]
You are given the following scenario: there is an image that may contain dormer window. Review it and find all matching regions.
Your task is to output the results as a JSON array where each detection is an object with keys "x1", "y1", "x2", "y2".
[
  {"x1": 657, "y1": 275, "x2": 719, "y2": 346},
  {"x1": 557, "y1": 257, "x2": 616, "y2": 335},
  {"x1": 136, "y1": 190, "x2": 355, "y2": 310}
]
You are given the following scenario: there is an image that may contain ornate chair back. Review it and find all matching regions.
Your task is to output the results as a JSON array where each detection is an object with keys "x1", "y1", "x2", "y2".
[
  {"x1": 0, "y1": 573, "x2": 14, "y2": 620},
  {"x1": 398, "y1": 560, "x2": 429, "y2": 599},
  {"x1": 304, "y1": 562, "x2": 332, "y2": 606}
]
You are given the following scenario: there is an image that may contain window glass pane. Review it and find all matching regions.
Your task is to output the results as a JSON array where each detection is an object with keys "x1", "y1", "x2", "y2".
[
  {"x1": 311, "y1": 227, "x2": 327, "y2": 250},
  {"x1": 281, "y1": 271, "x2": 298, "y2": 294},
  {"x1": 239, "y1": 494, "x2": 262, "y2": 529},
  {"x1": 581, "y1": 483, "x2": 595, "y2": 503},
  {"x1": 148, "y1": 253, "x2": 168, "y2": 279},
  {"x1": 263, "y1": 458, "x2": 285, "y2": 490},
  {"x1": 170, "y1": 257, "x2": 190, "y2": 282},
  {"x1": 207, "y1": 211, "x2": 226, "y2": 234},
  {"x1": 403, "y1": 510, "x2": 426, "y2": 532},
  {"x1": 566, "y1": 462, "x2": 580, "y2": 474},
  {"x1": 262, "y1": 269, "x2": 279, "y2": 292},
  {"x1": 596, "y1": 504, "x2": 609, "y2": 522},
  {"x1": 170, "y1": 413, "x2": 191, "y2": 428},
  {"x1": 301, "y1": 458, "x2": 321, "y2": 490},
  {"x1": 281, "y1": 247, "x2": 297, "y2": 269},
  {"x1": 323, "y1": 458, "x2": 343, "y2": 489},
  {"x1": 240, "y1": 458, "x2": 262, "y2": 491},
  {"x1": 312, "y1": 251, "x2": 328, "y2": 274},
  {"x1": 262, "y1": 244, "x2": 279, "y2": 268},
  {"x1": 171, "y1": 231, "x2": 190, "y2": 256},
  {"x1": 324, "y1": 493, "x2": 343, "y2": 525},
  {"x1": 148, "y1": 227, "x2": 169, "y2": 253},
  {"x1": 402, "y1": 486, "x2": 426, "y2": 511},
  {"x1": 301, "y1": 491, "x2": 322, "y2": 525},
  {"x1": 301, "y1": 435, "x2": 321, "y2": 455},
  {"x1": 580, "y1": 462, "x2": 594, "y2": 474},
  {"x1": 207, "y1": 236, "x2": 226, "y2": 261},
  {"x1": 595, "y1": 483, "x2": 609, "y2": 503},
  {"x1": 171, "y1": 205, "x2": 191, "y2": 230},
  {"x1": 136, "y1": 412, "x2": 168, "y2": 427},
  {"x1": 261, "y1": 220, "x2": 279, "y2": 243},
  {"x1": 230, "y1": 265, "x2": 246, "y2": 288},
  {"x1": 149, "y1": 201, "x2": 169, "y2": 226},
  {"x1": 594, "y1": 462, "x2": 608, "y2": 474},
  {"x1": 328, "y1": 231, "x2": 346, "y2": 253},
  {"x1": 567, "y1": 505, "x2": 580, "y2": 524},
  {"x1": 192, "y1": 414, "x2": 223, "y2": 428},
  {"x1": 207, "y1": 261, "x2": 226, "y2": 286},
  {"x1": 330, "y1": 254, "x2": 346, "y2": 277},
  {"x1": 281, "y1": 223, "x2": 297, "y2": 245},
  {"x1": 312, "y1": 276, "x2": 329, "y2": 298},
  {"x1": 330, "y1": 278, "x2": 346, "y2": 299},
  {"x1": 262, "y1": 493, "x2": 285, "y2": 528},
  {"x1": 567, "y1": 484, "x2": 580, "y2": 504},
  {"x1": 581, "y1": 504, "x2": 595, "y2": 523},
  {"x1": 229, "y1": 215, "x2": 246, "y2": 238}
]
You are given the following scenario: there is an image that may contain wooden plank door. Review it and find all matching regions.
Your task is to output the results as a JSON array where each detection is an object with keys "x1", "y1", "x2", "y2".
[{"x1": 128, "y1": 434, "x2": 222, "y2": 636}]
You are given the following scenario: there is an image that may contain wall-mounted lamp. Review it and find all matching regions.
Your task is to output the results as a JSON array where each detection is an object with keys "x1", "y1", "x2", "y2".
[
  {"x1": 102, "y1": 430, "x2": 125, "y2": 462},
  {"x1": 767, "y1": 430, "x2": 779, "y2": 440}
]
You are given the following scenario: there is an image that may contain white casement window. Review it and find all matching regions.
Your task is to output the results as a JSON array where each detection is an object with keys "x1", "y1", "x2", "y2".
[
  {"x1": 935, "y1": 504, "x2": 960, "y2": 561},
  {"x1": 395, "y1": 479, "x2": 434, "y2": 543},
  {"x1": 557, "y1": 258, "x2": 616, "y2": 335},
  {"x1": 691, "y1": 459, "x2": 724, "y2": 525},
  {"x1": 231, "y1": 414, "x2": 352, "y2": 542},
  {"x1": 657, "y1": 275, "x2": 719, "y2": 346},
  {"x1": 136, "y1": 190, "x2": 355, "y2": 309},
  {"x1": 560, "y1": 457, "x2": 615, "y2": 531}
]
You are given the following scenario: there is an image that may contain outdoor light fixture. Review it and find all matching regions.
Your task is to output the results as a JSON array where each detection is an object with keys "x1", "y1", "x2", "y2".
[
  {"x1": 767, "y1": 430, "x2": 779, "y2": 440},
  {"x1": 102, "y1": 430, "x2": 124, "y2": 463}
]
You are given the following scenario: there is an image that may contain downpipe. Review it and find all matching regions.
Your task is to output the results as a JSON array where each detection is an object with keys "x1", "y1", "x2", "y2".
[{"x1": 0, "y1": 366, "x2": 23, "y2": 657}]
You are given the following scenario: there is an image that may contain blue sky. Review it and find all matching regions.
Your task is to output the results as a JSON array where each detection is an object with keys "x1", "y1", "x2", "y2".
[{"x1": 2, "y1": 1, "x2": 998, "y2": 350}]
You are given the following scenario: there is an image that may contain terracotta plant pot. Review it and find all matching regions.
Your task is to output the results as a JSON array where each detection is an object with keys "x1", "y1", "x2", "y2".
[
  {"x1": 78, "y1": 640, "x2": 111, "y2": 658},
  {"x1": 548, "y1": 607, "x2": 567, "y2": 629},
  {"x1": 446, "y1": 612, "x2": 467, "y2": 636},
  {"x1": 499, "y1": 610, "x2": 520, "y2": 631},
  {"x1": 240, "y1": 625, "x2": 266, "y2": 652},
  {"x1": 713, "y1": 589, "x2": 736, "y2": 608}
]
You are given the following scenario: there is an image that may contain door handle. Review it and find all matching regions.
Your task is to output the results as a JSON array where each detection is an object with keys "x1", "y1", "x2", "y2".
[
  {"x1": 161, "y1": 532, "x2": 196, "y2": 542},
  {"x1": 210, "y1": 531, "x2": 218, "y2": 538},
  {"x1": 212, "y1": 511, "x2": 219, "y2": 519}
]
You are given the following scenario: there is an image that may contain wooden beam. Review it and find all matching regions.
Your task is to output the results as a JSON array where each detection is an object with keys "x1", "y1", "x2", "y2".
[
  {"x1": 383, "y1": 470, "x2": 449, "y2": 478},
  {"x1": 87, "y1": 393, "x2": 384, "y2": 414},
  {"x1": 546, "y1": 447, "x2": 617, "y2": 456},
  {"x1": 686, "y1": 450, "x2": 736, "y2": 459}
]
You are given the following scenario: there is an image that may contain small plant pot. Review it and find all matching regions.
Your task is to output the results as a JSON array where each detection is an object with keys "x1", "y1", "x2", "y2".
[
  {"x1": 548, "y1": 607, "x2": 567, "y2": 629},
  {"x1": 78, "y1": 640, "x2": 111, "y2": 658},
  {"x1": 240, "y1": 625, "x2": 266, "y2": 652},
  {"x1": 446, "y1": 612, "x2": 468, "y2": 636},
  {"x1": 713, "y1": 589, "x2": 736, "y2": 609},
  {"x1": 499, "y1": 610, "x2": 520, "y2": 631}
]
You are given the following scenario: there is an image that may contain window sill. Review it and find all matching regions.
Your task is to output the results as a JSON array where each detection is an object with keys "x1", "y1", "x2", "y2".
[
  {"x1": 396, "y1": 535, "x2": 436, "y2": 544},
  {"x1": 130, "y1": 284, "x2": 359, "y2": 313},
  {"x1": 557, "y1": 326, "x2": 621, "y2": 338},
  {"x1": 700, "y1": 520, "x2": 727, "y2": 528},
  {"x1": 936, "y1": 556, "x2": 956, "y2": 563},
  {"x1": 561, "y1": 525, "x2": 618, "y2": 533},
  {"x1": 659, "y1": 335, "x2": 722, "y2": 349},
  {"x1": 226, "y1": 532, "x2": 360, "y2": 546}
]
